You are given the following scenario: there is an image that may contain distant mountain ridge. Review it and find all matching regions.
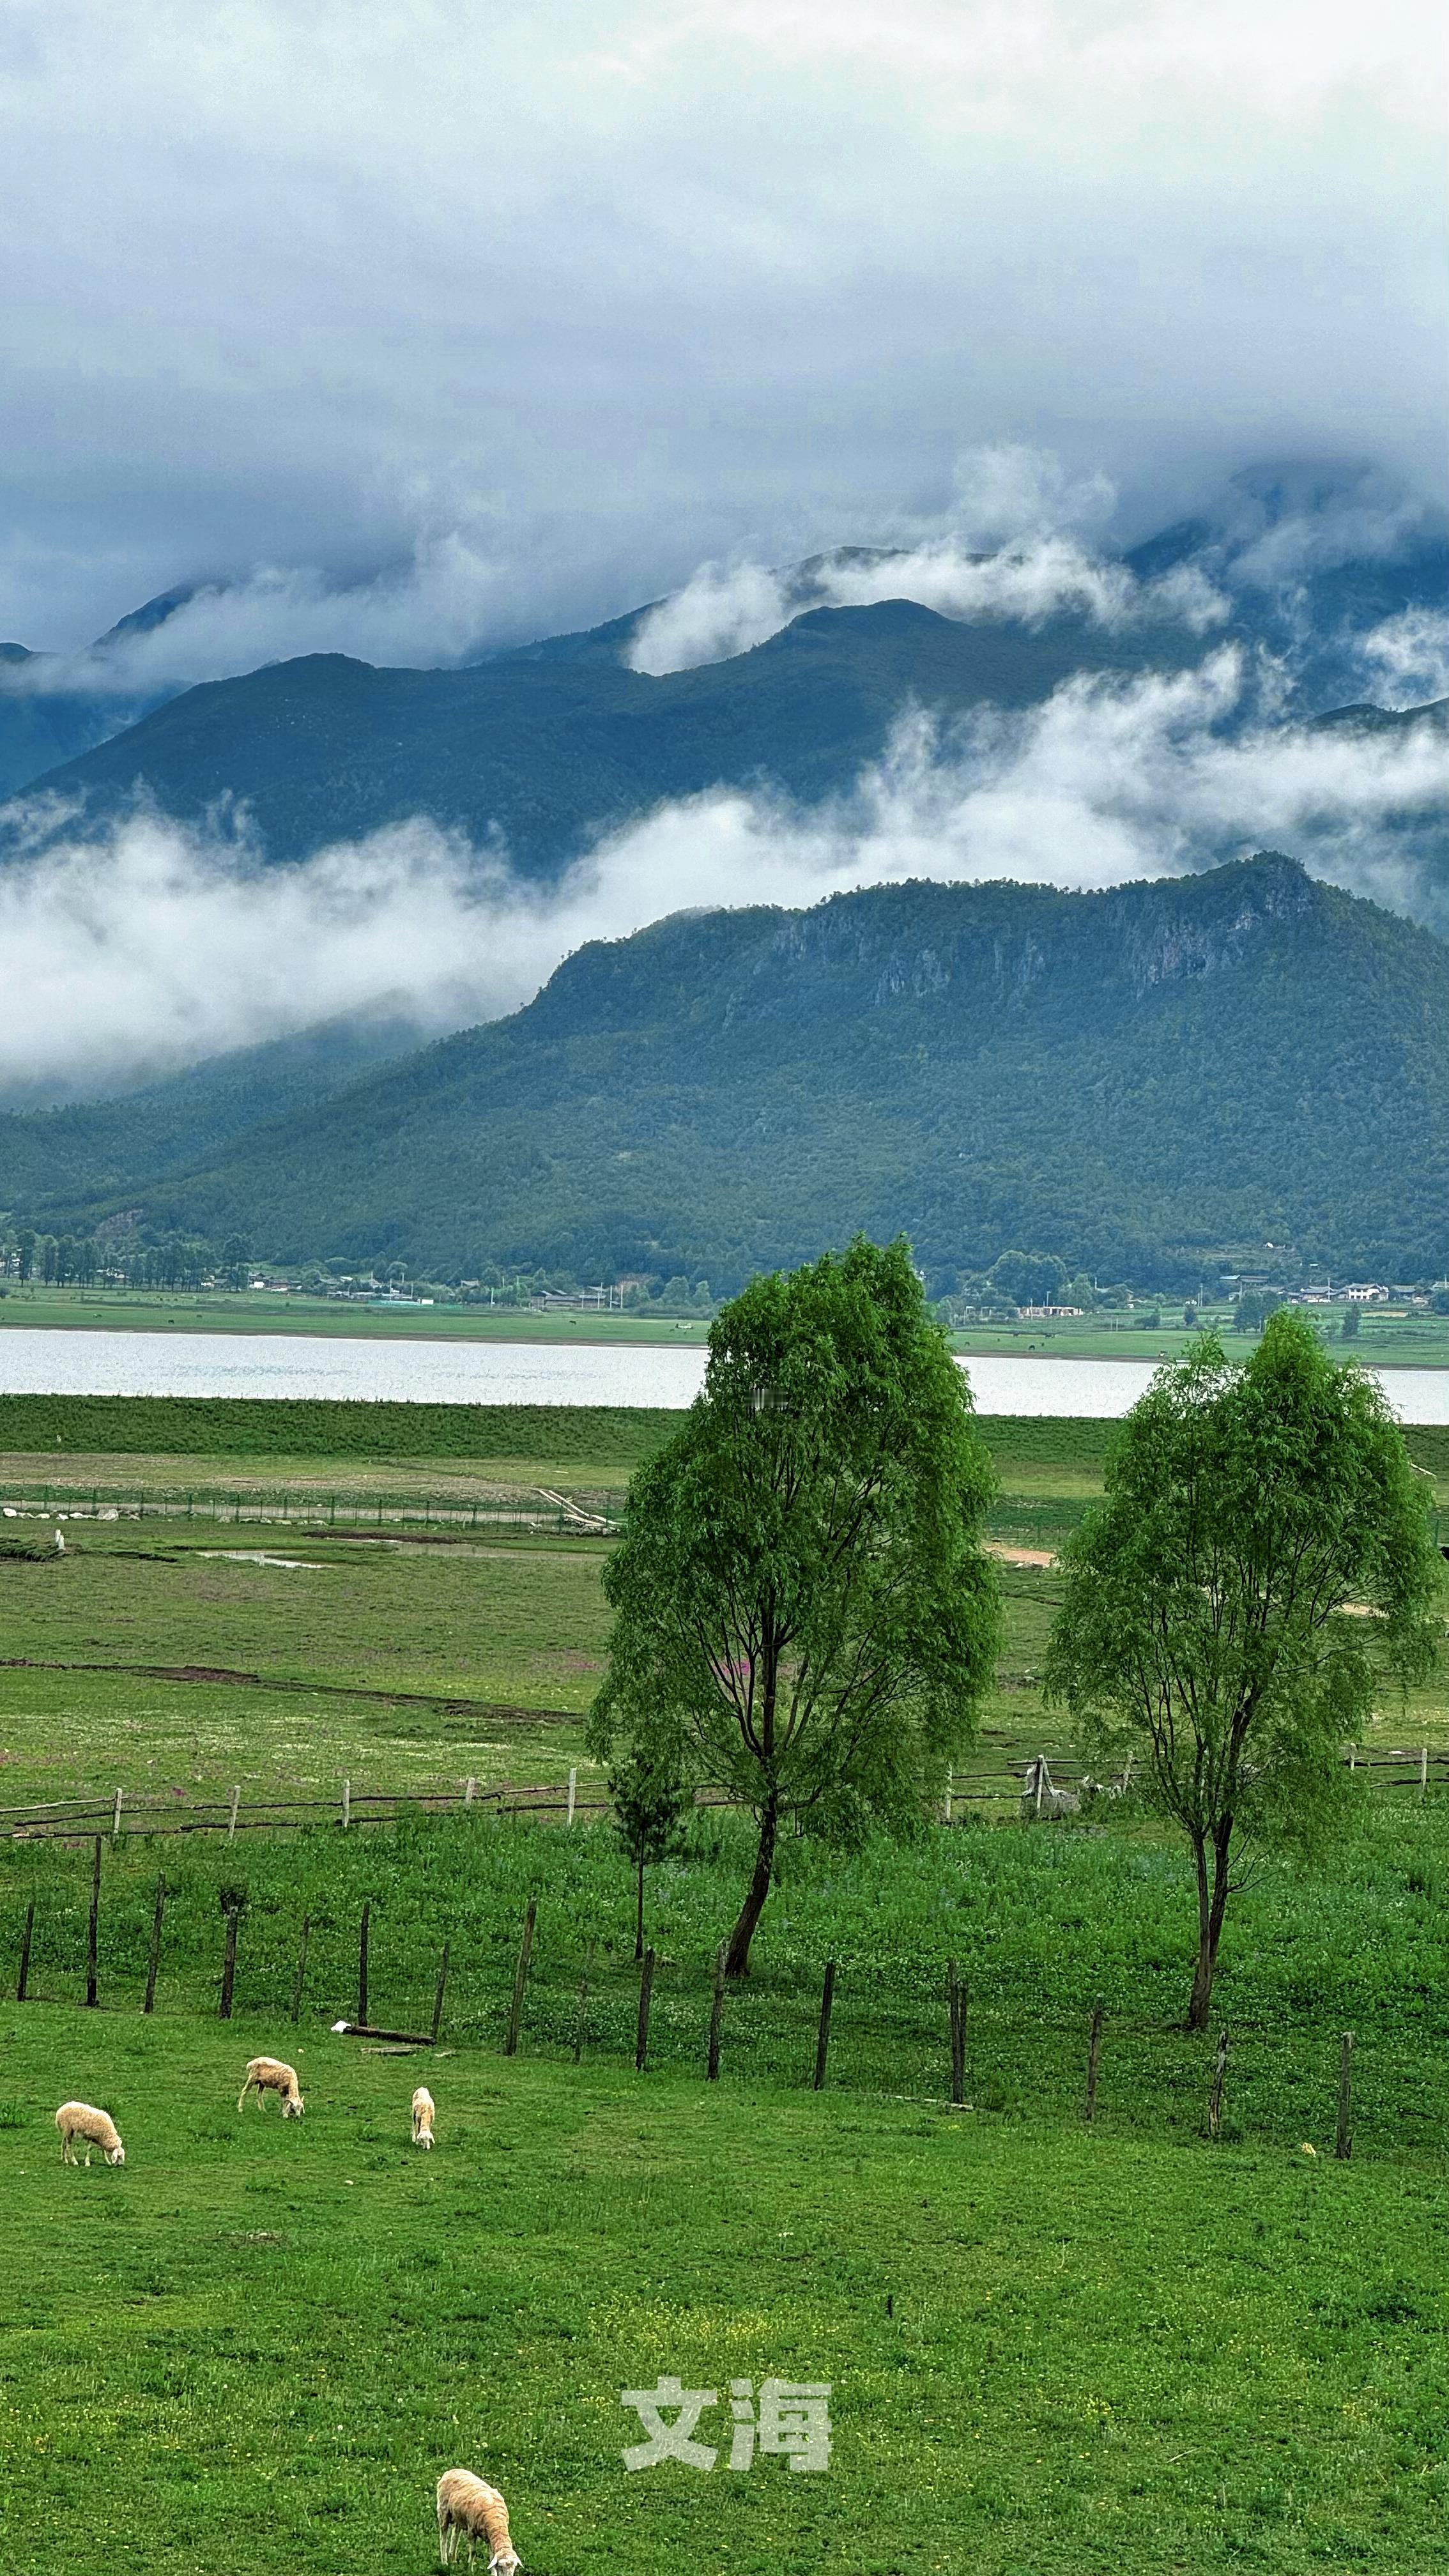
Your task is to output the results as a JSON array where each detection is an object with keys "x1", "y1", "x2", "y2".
[
  {"x1": 3, "y1": 464, "x2": 1445, "y2": 880},
  {"x1": 17, "y1": 855, "x2": 1449, "y2": 1289}
]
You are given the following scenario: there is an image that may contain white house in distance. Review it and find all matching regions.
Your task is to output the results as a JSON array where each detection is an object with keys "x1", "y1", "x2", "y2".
[{"x1": 1340, "y1": 1283, "x2": 1391, "y2": 1303}]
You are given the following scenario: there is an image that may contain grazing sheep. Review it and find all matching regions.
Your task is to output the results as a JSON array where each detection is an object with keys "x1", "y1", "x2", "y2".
[
  {"x1": 237, "y1": 2056, "x2": 305, "y2": 2118},
  {"x1": 56, "y1": 2101, "x2": 125, "y2": 2166},
  {"x1": 412, "y1": 2085, "x2": 436, "y2": 2149},
  {"x1": 436, "y1": 2467, "x2": 521, "y2": 2572}
]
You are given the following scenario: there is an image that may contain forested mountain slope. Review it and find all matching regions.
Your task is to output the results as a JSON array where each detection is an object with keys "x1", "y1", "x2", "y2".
[
  {"x1": 2, "y1": 599, "x2": 1208, "y2": 875},
  {"x1": 36, "y1": 854, "x2": 1449, "y2": 1287}
]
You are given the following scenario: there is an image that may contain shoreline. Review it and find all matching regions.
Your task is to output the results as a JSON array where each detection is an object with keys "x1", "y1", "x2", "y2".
[{"x1": 0, "y1": 1307, "x2": 1443, "y2": 1373}]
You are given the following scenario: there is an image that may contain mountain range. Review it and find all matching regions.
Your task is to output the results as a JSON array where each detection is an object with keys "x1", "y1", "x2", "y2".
[
  {"x1": 10, "y1": 854, "x2": 1449, "y2": 1290},
  {"x1": 3, "y1": 466, "x2": 1446, "y2": 884},
  {"x1": 1, "y1": 466, "x2": 1445, "y2": 1290}
]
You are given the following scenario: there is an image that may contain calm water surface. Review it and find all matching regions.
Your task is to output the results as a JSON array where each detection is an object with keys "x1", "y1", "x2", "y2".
[{"x1": 0, "y1": 1327, "x2": 1446, "y2": 1420}]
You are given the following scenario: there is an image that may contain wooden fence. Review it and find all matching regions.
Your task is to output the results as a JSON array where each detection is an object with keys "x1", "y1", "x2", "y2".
[{"x1": 4, "y1": 1743, "x2": 1447, "y2": 1844}]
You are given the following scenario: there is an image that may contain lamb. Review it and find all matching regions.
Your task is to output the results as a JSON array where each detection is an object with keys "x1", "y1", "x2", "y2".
[
  {"x1": 436, "y1": 2467, "x2": 521, "y2": 2572},
  {"x1": 56, "y1": 2101, "x2": 125, "y2": 2166},
  {"x1": 411, "y1": 2085, "x2": 436, "y2": 2149},
  {"x1": 236, "y1": 2055, "x2": 305, "y2": 2117}
]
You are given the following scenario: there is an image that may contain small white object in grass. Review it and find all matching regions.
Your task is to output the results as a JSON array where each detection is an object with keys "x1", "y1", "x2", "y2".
[
  {"x1": 332, "y1": 2020, "x2": 348, "y2": 2033},
  {"x1": 1301, "y1": 2142, "x2": 1317, "y2": 2156}
]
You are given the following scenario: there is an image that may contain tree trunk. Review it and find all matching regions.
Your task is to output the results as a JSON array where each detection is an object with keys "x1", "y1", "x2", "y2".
[
  {"x1": 635, "y1": 1860, "x2": 645, "y2": 1963},
  {"x1": 1187, "y1": 1818, "x2": 1233, "y2": 2031},
  {"x1": 724, "y1": 1797, "x2": 778, "y2": 1977}
]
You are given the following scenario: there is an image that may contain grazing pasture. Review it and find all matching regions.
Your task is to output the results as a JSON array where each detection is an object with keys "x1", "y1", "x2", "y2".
[
  {"x1": 4, "y1": 2014, "x2": 1449, "y2": 2576},
  {"x1": 1, "y1": 1404, "x2": 1447, "y2": 2573}
]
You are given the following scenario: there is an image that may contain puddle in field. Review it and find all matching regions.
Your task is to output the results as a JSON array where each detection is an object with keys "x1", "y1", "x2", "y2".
[{"x1": 197, "y1": 1550, "x2": 328, "y2": 1570}]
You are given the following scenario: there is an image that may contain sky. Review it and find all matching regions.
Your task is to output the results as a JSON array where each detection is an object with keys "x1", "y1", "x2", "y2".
[
  {"x1": 0, "y1": 0, "x2": 1443, "y2": 1101},
  {"x1": 1, "y1": 0, "x2": 1444, "y2": 664}
]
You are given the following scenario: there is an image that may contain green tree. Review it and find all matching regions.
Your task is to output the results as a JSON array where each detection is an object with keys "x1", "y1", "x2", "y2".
[
  {"x1": 1045, "y1": 1313, "x2": 1439, "y2": 2029},
  {"x1": 589, "y1": 1237, "x2": 1000, "y2": 1974},
  {"x1": 609, "y1": 1744, "x2": 693, "y2": 1959},
  {"x1": 1233, "y1": 1287, "x2": 1283, "y2": 1333},
  {"x1": 1340, "y1": 1303, "x2": 1360, "y2": 1340}
]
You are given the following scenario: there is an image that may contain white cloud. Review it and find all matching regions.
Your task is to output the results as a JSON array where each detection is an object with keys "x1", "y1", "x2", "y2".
[
  {"x1": 626, "y1": 562, "x2": 791, "y2": 677},
  {"x1": 627, "y1": 454, "x2": 1232, "y2": 676},
  {"x1": 6, "y1": 647, "x2": 1445, "y2": 1101},
  {"x1": 0, "y1": 1, "x2": 1441, "y2": 654},
  {"x1": 1358, "y1": 610, "x2": 1449, "y2": 711}
]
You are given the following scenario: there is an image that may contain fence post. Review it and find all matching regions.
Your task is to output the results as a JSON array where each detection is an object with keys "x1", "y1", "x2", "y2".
[
  {"x1": 464, "y1": 1776, "x2": 477, "y2": 1807},
  {"x1": 341, "y1": 1779, "x2": 351, "y2": 1832},
  {"x1": 707, "y1": 1941, "x2": 728, "y2": 2082},
  {"x1": 814, "y1": 1960, "x2": 836, "y2": 2092},
  {"x1": 572, "y1": 1943, "x2": 594, "y2": 2065},
  {"x1": 1421, "y1": 1746, "x2": 1429, "y2": 1796},
  {"x1": 1084, "y1": 1995, "x2": 1105, "y2": 2123},
  {"x1": 218, "y1": 1906, "x2": 240, "y2": 2019},
  {"x1": 86, "y1": 1836, "x2": 101, "y2": 2008},
  {"x1": 290, "y1": 1915, "x2": 310, "y2": 2023},
  {"x1": 504, "y1": 1898, "x2": 537, "y2": 2056},
  {"x1": 431, "y1": 1940, "x2": 450, "y2": 2044},
  {"x1": 1336, "y1": 2031, "x2": 1354, "y2": 2161},
  {"x1": 227, "y1": 1784, "x2": 240, "y2": 1844},
  {"x1": 356, "y1": 1899, "x2": 372, "y2": 2026},
  {"x1": 1207, "y1": 2028, "x2": 1230, "y2": 2140},
  {"x1": 947, "y1": 1959, "x2": 966, "y2": 2106},
  {"x1": 16, "y1": 1898, "x2": 34, "y2": 2002},
  {"x1": 943, "y1": 1768, "x2": 953, "y2": 1827},
  {"x1": 567, "y1": 1766, "x2": 577, "y2": 1827},
  {"x1": 635, "y1": 1946, "x2": 656, "y2": 2072},
  {"x1": 142, "y1": 1876, "x2": 166, "y2": 2013},
  {"x1": 112, "y1": 1786, "x2": 124, "y2": 1841}
]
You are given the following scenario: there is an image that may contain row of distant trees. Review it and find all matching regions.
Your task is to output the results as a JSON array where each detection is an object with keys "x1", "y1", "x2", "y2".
[
  {"x1": 0, "y1": 1228, "x2": 253, "y2": 1291},
  {"x1": 593, "y1": 1239, "x2": 1440, "y2": 2028}
]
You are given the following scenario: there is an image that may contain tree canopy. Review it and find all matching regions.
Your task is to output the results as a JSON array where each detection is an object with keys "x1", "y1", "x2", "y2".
[
  {"x1": 1045, "y1": 1310, "x2": 1440, "y2": 2027},
  {"x1": 588, "y1": 1236, "x2": 1000, "y2": 1972}
]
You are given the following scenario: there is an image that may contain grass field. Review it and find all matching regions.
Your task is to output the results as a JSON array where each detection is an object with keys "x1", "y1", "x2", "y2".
[
  {"x1": 4, "y1": 2014, "x2": 1449, "y2": 2575},
  {"x1": 3, "y1": 1401, "x2": 1449, "y2": 2572}
]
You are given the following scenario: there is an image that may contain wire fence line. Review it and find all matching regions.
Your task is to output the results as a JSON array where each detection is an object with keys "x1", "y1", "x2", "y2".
[
  {"x1": 1, "y1": 1838, "x2": 1429, "y2": 2162},
  {"x1": 4, "y1": 1744, "x2": 1447, "y2": 1843}
]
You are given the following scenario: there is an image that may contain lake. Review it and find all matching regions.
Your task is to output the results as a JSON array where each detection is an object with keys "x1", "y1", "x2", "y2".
[{"x1": 0, "y1": 1326, "x2": 1447, "y2": 1420}]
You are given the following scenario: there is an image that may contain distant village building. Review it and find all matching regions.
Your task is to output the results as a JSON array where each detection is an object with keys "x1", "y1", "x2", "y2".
[
  {"x1": 1015, "y1": 1305, "x2": 1085, "y2": 1319},
  {"x1": 1341, "y1": 1283, "x2": 1390, "y2": 1303}
]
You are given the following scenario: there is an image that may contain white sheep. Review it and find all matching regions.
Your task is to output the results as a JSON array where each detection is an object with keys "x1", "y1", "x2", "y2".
[
  {"x1": 237, "y1": 2055, "x2": 305, "y2": 2117},
  {"x1": 412, "y1": 2085, "x2": 436, "y2": 2149},
  {"x1": 436, "y1": 2467, "x2": 521, "y2": 2572},
  {"x1": 56, "y1": 2101, "x2": 125, "y2": 2166}
]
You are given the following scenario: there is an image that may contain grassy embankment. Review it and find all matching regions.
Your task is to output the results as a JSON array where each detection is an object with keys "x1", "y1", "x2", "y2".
[
  {"x1": 6, "y1": 1280, "x2": 1449, "y2": 1365},
  {"x1": 4, "y1": 1398, "x2": 1449, "y2": 2570}
]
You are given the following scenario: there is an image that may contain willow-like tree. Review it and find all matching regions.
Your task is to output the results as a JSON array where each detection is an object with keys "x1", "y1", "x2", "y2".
[
  {"x1": 588, "y1": 1238, "x2": 1000, "y2": 1975},
  {"x1": 1046, "y1": 1311, "x2": 1439, "y2": 2030}
]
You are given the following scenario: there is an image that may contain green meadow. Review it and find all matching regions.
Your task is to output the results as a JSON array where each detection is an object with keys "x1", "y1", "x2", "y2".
[
  {"x1": 6, "y1": 2014, "x2": 1449, "y2": 2576},
  {"x1": 2, "y1": 1399, "x2": 1449, "y2": 2573}
]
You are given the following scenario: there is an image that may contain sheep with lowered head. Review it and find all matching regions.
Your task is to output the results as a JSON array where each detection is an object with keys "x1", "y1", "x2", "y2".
[
  {"x1": 436, "y1": 2467, "x2": 521, "y2": 2572},
  {"x1": 237, "y1": 2056, "x2": 305, "y2": 2117},
  {"x1": 56, "y1": 2101, "x2": 125, "y2": 2166},
  {"x1": 412, "y1": 2085, "x2": 436, "y2": 2149}
]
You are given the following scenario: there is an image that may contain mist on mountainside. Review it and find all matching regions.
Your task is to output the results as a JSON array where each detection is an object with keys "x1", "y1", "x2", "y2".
[{"x1": 0, "y1": 457, "x2": 1443, "y2": 1105}]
